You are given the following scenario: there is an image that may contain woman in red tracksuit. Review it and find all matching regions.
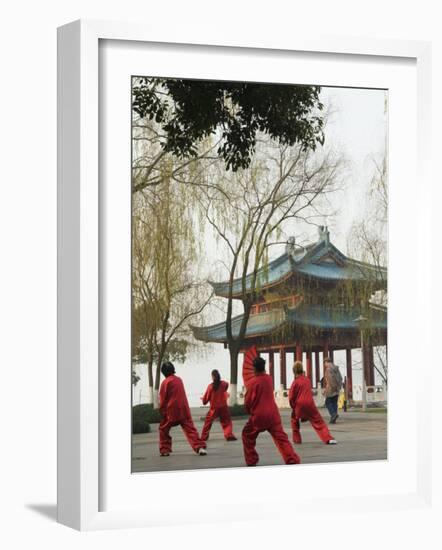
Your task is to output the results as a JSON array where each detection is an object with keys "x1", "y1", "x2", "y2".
[
  {"x1": 200, "y1": 370, "x2": 237, "y2": 442},
  {"x1": 289, "y1": 361, "x2": 337, "y2": 445},
  {"x1": 242, "y1": 357, "x2": 301, "y2": 466},
  {"x1": 158, "y1": 361, "x2": 207, "y2": 456}
]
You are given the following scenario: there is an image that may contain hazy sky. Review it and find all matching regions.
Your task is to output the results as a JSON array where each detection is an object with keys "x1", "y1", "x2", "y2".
[{"x1": 133, "y1": 85, "x2": 388, "y2": 406}]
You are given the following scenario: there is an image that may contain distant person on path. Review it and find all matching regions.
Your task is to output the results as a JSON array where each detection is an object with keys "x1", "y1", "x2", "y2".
[
  {"x1": 323, "y1": 357, "x2": 343, "y2": 424},
  {"x1": 242, "y1": 357, "x2": 300, "y2": 466},
  {"x1": 289, "y1": 361, "x2": 337, "y2": 445},
  {"x1": 158, "y1": 362, "x2": 207, "y2": 457},
  {"x1": 200, "y1": 369, "x2": 237, "y2": 442}
]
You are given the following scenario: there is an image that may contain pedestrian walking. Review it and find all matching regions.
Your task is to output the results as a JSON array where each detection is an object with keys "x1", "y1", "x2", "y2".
[{"x1": 323, "y1": 357, "x2": 343, "y2": 424}]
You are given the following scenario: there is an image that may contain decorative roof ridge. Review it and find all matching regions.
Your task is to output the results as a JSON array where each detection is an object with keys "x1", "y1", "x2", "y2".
[{"x1": 293, "y1": 238, "x2": 346, "y2": 266}]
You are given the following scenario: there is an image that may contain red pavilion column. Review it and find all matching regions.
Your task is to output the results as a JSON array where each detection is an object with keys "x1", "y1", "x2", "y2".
[
  {"x1": 345, "y1": 348, "x2": 353, "y2": 399},
  {"x1": 362, "y1": 344, "x2": 370, "y2": 387},
  {"x1": 296, "y1": 343, "x2": 302, "y2": 361},
  {"x1": 368, "y1": 346, "x2": 375, "y2": 386},
  {"x1": 315, "y1": 350, "x2": 320, "y2": 387},
  {"x1": 323, "y1": 342, "x2": 329, "y2": 359},
  {"x1": 268, "y1": 351, "x2": 275, "y2": 389},
  {"x1": 280, "y1": 347, "x2": 287, "y2": 389},
  {"x1": 323, "y1": 342, "x2": 329, "y2": 380},
  {"x1": 306, "y1": 350, "x2": 313, "y2": 385},
  {"x1": 329, "y1": 348, "x2": 334, "y2": 363}
]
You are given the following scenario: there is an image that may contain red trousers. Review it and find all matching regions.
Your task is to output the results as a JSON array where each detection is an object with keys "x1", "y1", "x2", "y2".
[
  {"x1": 159, "y1": 417, "x2": 206, "y2": 454},
  {"x1": 291, "y1": 409, "x2": 333, "y2": 444},
  {"x1": 242, "y1": 418, "x2": 301, "y2": 466},
  {"x1": 201, "y1": 406, "x2": 235, "y2": 441}
]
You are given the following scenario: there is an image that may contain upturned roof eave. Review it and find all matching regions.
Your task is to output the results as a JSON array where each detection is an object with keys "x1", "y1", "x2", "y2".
[{"x1": 208, "y1": 238, "x2": 387, "y2": 297}]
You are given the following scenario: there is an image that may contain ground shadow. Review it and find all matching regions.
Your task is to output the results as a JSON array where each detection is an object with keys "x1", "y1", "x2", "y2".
[{"x1": 26, "y1": 503, "x2": 57, "y2": 522}]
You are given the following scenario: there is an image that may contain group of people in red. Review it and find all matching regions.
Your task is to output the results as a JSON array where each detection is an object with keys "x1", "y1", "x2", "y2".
[{"x1": 158, "y1": 355, "x2": 338, "y2": 466}]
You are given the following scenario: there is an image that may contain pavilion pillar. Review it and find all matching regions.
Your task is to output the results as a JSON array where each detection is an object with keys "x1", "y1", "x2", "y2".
[
  {"x1": 268, "y1": 351, "x2": 275, "y2": 389},
  {"x1": 329, "y1": 348, "x2": 334, "y2": 363},
  {"x1": 280, "y1": 347, "x2": 287, "y2": 390},
  {"x1": 296, "y1": 343, "x2": 302, "y2": 361},
  {"x1": 323, "y1": 343, "x2": 329, "y2": 380},
  {"x1": 345, "y1": 348, "x2": 353, "y2": 400},
  {"x1": 362, "y1": 344, "x2": 370, "y2": 389},
  {"x1": 368, "y1": 346, "x2": 375, "y2": 386},
  {"x1": 323, "y1": 342, "x2": 329, "y2": 359},
  {"x1": 314, "y1": 351, "x2": 320, "y2": 387},
  {"x1": 306, "y1": 350, "x2": 313, "y2": 386}
]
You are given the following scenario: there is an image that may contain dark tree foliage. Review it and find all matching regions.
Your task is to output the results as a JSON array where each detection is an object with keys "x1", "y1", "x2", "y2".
[
  {"x1": 132, "y1": 78, "x2": 325, "y2": 171},
  {"x1": 132, "y1": 370, "x2": 141, "y2": 386}
]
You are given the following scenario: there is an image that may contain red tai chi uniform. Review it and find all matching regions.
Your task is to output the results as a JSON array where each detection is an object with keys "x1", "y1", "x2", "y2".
[
  {"x1": 159, "y1": 374, "x2": 206, "y2": 454},
  {"x1": 201, "y1": 380, "x2": 236, "y2": 441},
  {"x1": 289, "y1": 374, "x2": 334, "y2": 444},
  {"x1": 242, "y1": 372, "x2": 300, "y2": 466}
]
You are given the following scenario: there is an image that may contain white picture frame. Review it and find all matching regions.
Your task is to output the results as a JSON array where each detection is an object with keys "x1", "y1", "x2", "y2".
[{"x1": 57, "y1": 19, "x2": 432, "y2": 531}]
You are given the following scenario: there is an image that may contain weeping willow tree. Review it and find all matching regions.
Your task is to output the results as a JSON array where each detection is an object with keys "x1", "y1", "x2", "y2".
[
  {"x1": 132, "y1": 154, "x2": 212, "y2": 406},
  {"x1": 132, "y1": 77, "x2": 220, "y2": 406},
  {"x1": 197, "y1": 137, "x2": 342, "y2": 404}
]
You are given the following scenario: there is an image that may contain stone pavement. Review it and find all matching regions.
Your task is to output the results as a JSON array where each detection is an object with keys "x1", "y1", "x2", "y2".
[{"x1": 132, "y1": 407, "x2": 387, "y2": 473}]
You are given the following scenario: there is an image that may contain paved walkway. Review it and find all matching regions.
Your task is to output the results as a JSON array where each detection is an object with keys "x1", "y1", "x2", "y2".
[{"x1": 132, "y1": 407, "x2": 387, "y2": 473}]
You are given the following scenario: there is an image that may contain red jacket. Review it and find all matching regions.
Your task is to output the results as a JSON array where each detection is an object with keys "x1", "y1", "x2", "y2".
[
  {"x1": 244, "y1": 372, "x2": 281, "y2": 429},
  {"x1": 289, "y1": 374, "x2": 317, "y2": 419},
  {"x1": 202, "y1": 380, "x2": 229, "y2": 410},
  {"x1": 159, "y1": 375, "x2": 192, "y2": 422}
]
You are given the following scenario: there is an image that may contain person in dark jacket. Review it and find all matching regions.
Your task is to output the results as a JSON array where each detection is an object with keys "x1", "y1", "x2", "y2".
[{"x1": 323, "y1": 357, "x2": 343, "y2": 423}]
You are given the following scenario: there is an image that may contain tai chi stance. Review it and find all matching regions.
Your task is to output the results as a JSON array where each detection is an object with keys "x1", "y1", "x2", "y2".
[
  {"x1": 323, "y1": 357, "x2": 343, "y2": 424},
  {"x1": 201, "y1": 369, "x2": 237, "y2": 441},
  {"x1": 289, "y1": 361, "x2": 337, "y2": 445},
  {"x1": 158, "y1": 362, "x2": 207, "y2": 456},
  {"x1": 242, "y1": 357, "x2": 300, "y2": 466}
]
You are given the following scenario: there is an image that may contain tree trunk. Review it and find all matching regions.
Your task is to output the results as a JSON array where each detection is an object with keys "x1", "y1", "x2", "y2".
[
  {"x1": 146, "y1": 360, "x2": 154, "y2": 404},
  {"x1": 153, "y1": 389, "x2": 159, "y2": 409},
  {"x1": 153, "y1": 362, "x2": 161, "y2": 409},
  {"x1": 228, "y1": 346, "x2": 239, "y2": 405}
]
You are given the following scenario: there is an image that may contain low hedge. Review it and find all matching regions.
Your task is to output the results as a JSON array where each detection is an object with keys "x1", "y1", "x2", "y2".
[
  {"x1": 133, "y1": 403, "x2": 248, "y2": 434},
  {"x1": 132, "y1": 404, "x2": 162, "y2": 434},
  {"x1": 228, "y1": 404, "x2": 247, "y2": 417}
]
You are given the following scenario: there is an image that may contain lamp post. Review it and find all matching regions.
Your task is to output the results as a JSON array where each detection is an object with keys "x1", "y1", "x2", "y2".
[{"x1": 354, "y1": 315, "x2": 368, "y2": 412}]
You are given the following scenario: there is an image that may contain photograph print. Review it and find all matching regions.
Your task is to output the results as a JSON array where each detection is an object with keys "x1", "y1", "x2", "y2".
[{"x1": 131, "y1": 77, "x2": 388, "y2": 473}]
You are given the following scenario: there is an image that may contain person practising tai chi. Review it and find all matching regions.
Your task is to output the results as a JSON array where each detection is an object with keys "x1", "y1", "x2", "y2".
[
  {"x1": 289, "y1": 361, "x2": 337, "y2": 445},
  {"x1": 242, "y1": 357, "x2": 301, "y2": 466},
  {"x1": 200, "y1": 369, "x2": 237, "y2": 442},
  {"x1": 158, "y1": 361, "x2": 207, "y2": 457}
]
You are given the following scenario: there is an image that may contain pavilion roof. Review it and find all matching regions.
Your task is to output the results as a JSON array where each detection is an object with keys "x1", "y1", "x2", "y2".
[
  {"x1": 191, "y1": 302, "x2": 387, "y2": 344},
  {"x1": 209, "y1": 227, "x2": 387, "y2": 298}
]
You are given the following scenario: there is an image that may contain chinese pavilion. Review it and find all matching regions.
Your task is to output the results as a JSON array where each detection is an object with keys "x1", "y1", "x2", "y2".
[{"x1": 192, "y1": 227, "x2": 387, "y2": 398}]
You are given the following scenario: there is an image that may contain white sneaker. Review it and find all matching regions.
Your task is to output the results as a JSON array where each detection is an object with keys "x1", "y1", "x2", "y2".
[
  {"x1": 327, "y1": 439, "x2": 338, "y2": 445},
  {"x1": 198, "y1": 448, "x2": 207, "y2": 455}
]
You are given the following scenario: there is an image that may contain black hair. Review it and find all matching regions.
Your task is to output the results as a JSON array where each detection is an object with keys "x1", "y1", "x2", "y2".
[
  {"x1": 211, "y1": 369, "x2": 221, "y2": 390},
  {"x1": 253, "y1": 356, "x2": 266, "y2": 373},
  {"x1": 161, "y1": 361, "x2": 175, "y2": 377}
]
